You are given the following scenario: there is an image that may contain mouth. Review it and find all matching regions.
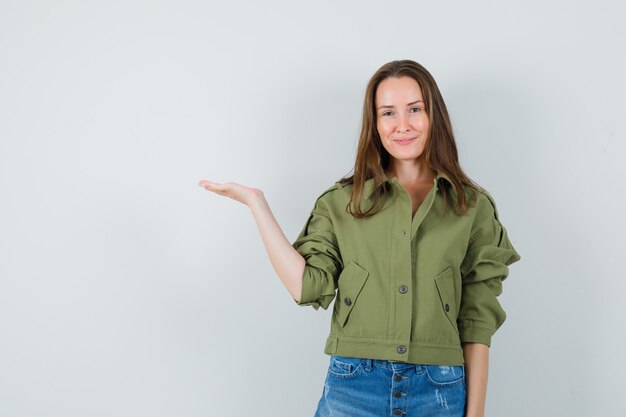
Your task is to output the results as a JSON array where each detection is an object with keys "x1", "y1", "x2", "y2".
[{"x1": 394, "y1": 137, "x2": 416, "y2": 145}]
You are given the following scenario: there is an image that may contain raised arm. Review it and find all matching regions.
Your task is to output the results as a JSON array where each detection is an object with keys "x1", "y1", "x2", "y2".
[{"x1": 198, "y1": 179, "x2": 305, "y2": 301}]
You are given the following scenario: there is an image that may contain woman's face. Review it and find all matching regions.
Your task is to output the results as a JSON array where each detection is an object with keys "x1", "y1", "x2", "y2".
[{"x1": 375, "y1": 76, "x2": 430, "y2": 166}]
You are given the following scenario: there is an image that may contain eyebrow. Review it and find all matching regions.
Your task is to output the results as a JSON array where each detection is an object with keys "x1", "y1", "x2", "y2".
[{"x1": 376, "y1": 100, "x2": 424, "y2": 110}]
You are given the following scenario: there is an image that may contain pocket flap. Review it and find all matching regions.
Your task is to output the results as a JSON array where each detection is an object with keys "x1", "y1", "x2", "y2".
[
  {"x1": 434, "y1": 266, "x2": 459, "y2": 335},
  {"x1": 335, "y1": 261, "x2": 369, "y2": 327}
]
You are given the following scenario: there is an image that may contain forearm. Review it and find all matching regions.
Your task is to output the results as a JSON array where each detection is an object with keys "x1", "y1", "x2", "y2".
[
  {"x1": 462, "y1": 342, "x2": 489, "y2": 417},
  {"x1": 247, "y1": 191, "x2": 305, "y2": 301}
]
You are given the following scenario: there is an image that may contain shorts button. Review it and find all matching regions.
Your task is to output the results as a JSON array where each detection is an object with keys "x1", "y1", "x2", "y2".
[
  {"x1": 393, "y1": 390, "x2": 403, "y2": 398},
  {"x1": 394, "y1": 374, "x2": 403, "y2": 381},
  {"x1": 394, "y1": 408, "x2": 404, "y2": 415}
]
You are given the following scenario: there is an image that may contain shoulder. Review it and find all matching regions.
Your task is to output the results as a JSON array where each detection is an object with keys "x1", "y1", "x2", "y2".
[
  {"x1": 464, "y1": 186, "x2": 510, "y2": 245},
  {"x1": 309, "y1": 181, "x2": 346, "y2": 210},
  {"x1": 456, "y1": 181, "x2": 502, "y2": 221},
  {"x1": 319, "y1": 181, "x2": 344, "y2": 198},
  {"x1": 472, "y1": 187, "x2": 502, "y2": 222}
]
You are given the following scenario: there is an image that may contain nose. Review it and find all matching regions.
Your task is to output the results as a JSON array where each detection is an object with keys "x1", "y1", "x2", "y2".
[{"x1": 396, "y1": 113, "x2": 410, "y2": 133}]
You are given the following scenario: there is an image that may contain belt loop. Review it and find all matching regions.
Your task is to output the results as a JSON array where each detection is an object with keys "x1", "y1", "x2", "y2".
[{"x1": 364, "y1": 358, "x2": 373, "y2": 371}]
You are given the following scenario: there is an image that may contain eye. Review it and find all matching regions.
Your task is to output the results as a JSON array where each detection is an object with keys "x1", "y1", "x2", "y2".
[
  {"x1": 410, "y1": 107, "x2": 422, "y2": 113},
  {"x1": 382, "y1": 111, "x2": 393, "y2": 117}
]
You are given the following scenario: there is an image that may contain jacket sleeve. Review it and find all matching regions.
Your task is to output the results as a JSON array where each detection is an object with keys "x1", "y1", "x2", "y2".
[
  {"x1": 458, "y1": 191, "x2": 521, "y2": 347},
  {"x1": 291, "y1": 194, "x2": 343, "y2": 310}
]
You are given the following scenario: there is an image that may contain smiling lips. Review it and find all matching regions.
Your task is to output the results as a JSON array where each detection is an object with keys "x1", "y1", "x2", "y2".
[{"x1": 394, "y1": 137, "x2": 416, "y2": 144}]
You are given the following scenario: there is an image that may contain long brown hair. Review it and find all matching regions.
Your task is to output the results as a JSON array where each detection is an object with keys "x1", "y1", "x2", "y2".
[{"x1": 338, "y1": 59, "x2": 483, "y2": 218}]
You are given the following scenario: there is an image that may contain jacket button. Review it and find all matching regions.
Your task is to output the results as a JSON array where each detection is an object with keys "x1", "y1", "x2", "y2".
[
  {"x1": 344, "y1": 297, "x2": 352, "y2": 306},
  {"x1": 396, "y1": 345, "x2": 406, "y2": 354},
  {"x1": 394, "y1": 408, "x2": 404, "y2": 415},
  {"x1": 399, "y1": 285, "x2": 408, "y2": 294},
  {"x1": 393, "y1": 390, "x2": 403, "y2": 398},
  {"x1": 445, "y1": 303, "x2": 450, "y2": 312}
]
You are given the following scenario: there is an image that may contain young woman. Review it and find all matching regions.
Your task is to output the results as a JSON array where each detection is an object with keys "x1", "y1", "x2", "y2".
[{"x1": 199, "y1": 60, "x2": 521, "y2": 417}]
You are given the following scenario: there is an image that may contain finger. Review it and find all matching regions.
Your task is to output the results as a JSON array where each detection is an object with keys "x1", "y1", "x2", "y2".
[
  {"x1": 199, "y1": 180, "x2": 228, "y2": 195},
  {"x1": 198, "y1": 179, "x2": 217, "y2": 189}
]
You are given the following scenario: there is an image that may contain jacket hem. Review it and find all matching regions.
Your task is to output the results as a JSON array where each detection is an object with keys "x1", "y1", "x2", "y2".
[{"x1": 323, "y1": 335, "x2": 465, "y2": 366}]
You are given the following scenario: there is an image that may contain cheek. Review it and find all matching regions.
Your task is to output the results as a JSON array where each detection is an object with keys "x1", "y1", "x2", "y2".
[
  {"x1": 377, "y1": 120, "x2": 391, "y2": 136},
  {"x1": 415, "y1": 115, "x2": 430, "y2": 130}
]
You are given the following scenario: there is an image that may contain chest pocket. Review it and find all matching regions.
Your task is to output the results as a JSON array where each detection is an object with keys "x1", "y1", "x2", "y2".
[{"x1": 335, "y1": 261, "x2": 370, "y2": 327}]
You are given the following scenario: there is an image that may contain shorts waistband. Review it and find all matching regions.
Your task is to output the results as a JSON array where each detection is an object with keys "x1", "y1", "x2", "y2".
[
  {"x1": 363, "y1": 358, "x2": 416, "y2": 371},
  {"x1": 360, "y1": 358, "x2": 463, "y2": 371}
]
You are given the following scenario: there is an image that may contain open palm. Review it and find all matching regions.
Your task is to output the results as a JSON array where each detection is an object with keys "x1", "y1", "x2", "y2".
[{"x1": 198, "y1": 179, "x2": 261, "y2": 207}]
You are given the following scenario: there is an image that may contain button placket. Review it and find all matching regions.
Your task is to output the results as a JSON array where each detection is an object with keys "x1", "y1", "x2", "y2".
[
  {"x1": 389, "y1": 182, "x2": 413, "y2": 356},
  {"x1": 391, "y1": 372, "x2": 408, "y2": 416}
]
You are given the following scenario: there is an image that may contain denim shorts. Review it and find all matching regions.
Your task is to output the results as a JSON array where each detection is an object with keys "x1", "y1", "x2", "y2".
[{"x1": 314, "y1": 355, "x2": 466, "y2": 417}]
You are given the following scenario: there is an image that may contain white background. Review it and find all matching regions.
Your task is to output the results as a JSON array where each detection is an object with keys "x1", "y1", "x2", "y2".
[{"x1": 1, "y1": 1, "x2": 624, "y2": 416}]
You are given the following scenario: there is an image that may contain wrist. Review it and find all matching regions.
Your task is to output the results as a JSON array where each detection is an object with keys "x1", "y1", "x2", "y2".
[{"x1": 247, "y1": 189, "x2": 266, "y2": 210}]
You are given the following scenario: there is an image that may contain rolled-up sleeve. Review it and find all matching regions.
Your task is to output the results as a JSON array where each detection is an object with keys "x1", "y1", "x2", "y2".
[
  {"x1": 292, "y1": 196, "x2": 343, "y2": 310},
  {"x1": 458, "y1": 192, "x2": 521, "y2": 346}
]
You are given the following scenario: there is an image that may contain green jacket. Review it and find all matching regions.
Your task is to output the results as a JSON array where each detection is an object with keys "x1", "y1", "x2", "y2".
[{"x1": 291, "y1": 171, "x2": 521, "y2": 366}]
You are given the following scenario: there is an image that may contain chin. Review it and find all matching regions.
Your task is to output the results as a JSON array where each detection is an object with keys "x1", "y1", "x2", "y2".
[{"x1": 390, "y1": 148, "x2": 425, "y2": 160}]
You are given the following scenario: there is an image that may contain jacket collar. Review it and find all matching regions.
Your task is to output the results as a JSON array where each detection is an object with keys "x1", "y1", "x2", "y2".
[{"x1": 364, "y1": 170, "x2": 452, "y2": 199}]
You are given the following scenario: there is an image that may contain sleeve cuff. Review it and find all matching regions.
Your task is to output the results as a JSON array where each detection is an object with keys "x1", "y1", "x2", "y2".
[
  {"x1": 293, "y1": 266, "x2": 322, "y2": 310},
  {"x1": 458, "y1": 320, "x2": 496, "y2": 347}
]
